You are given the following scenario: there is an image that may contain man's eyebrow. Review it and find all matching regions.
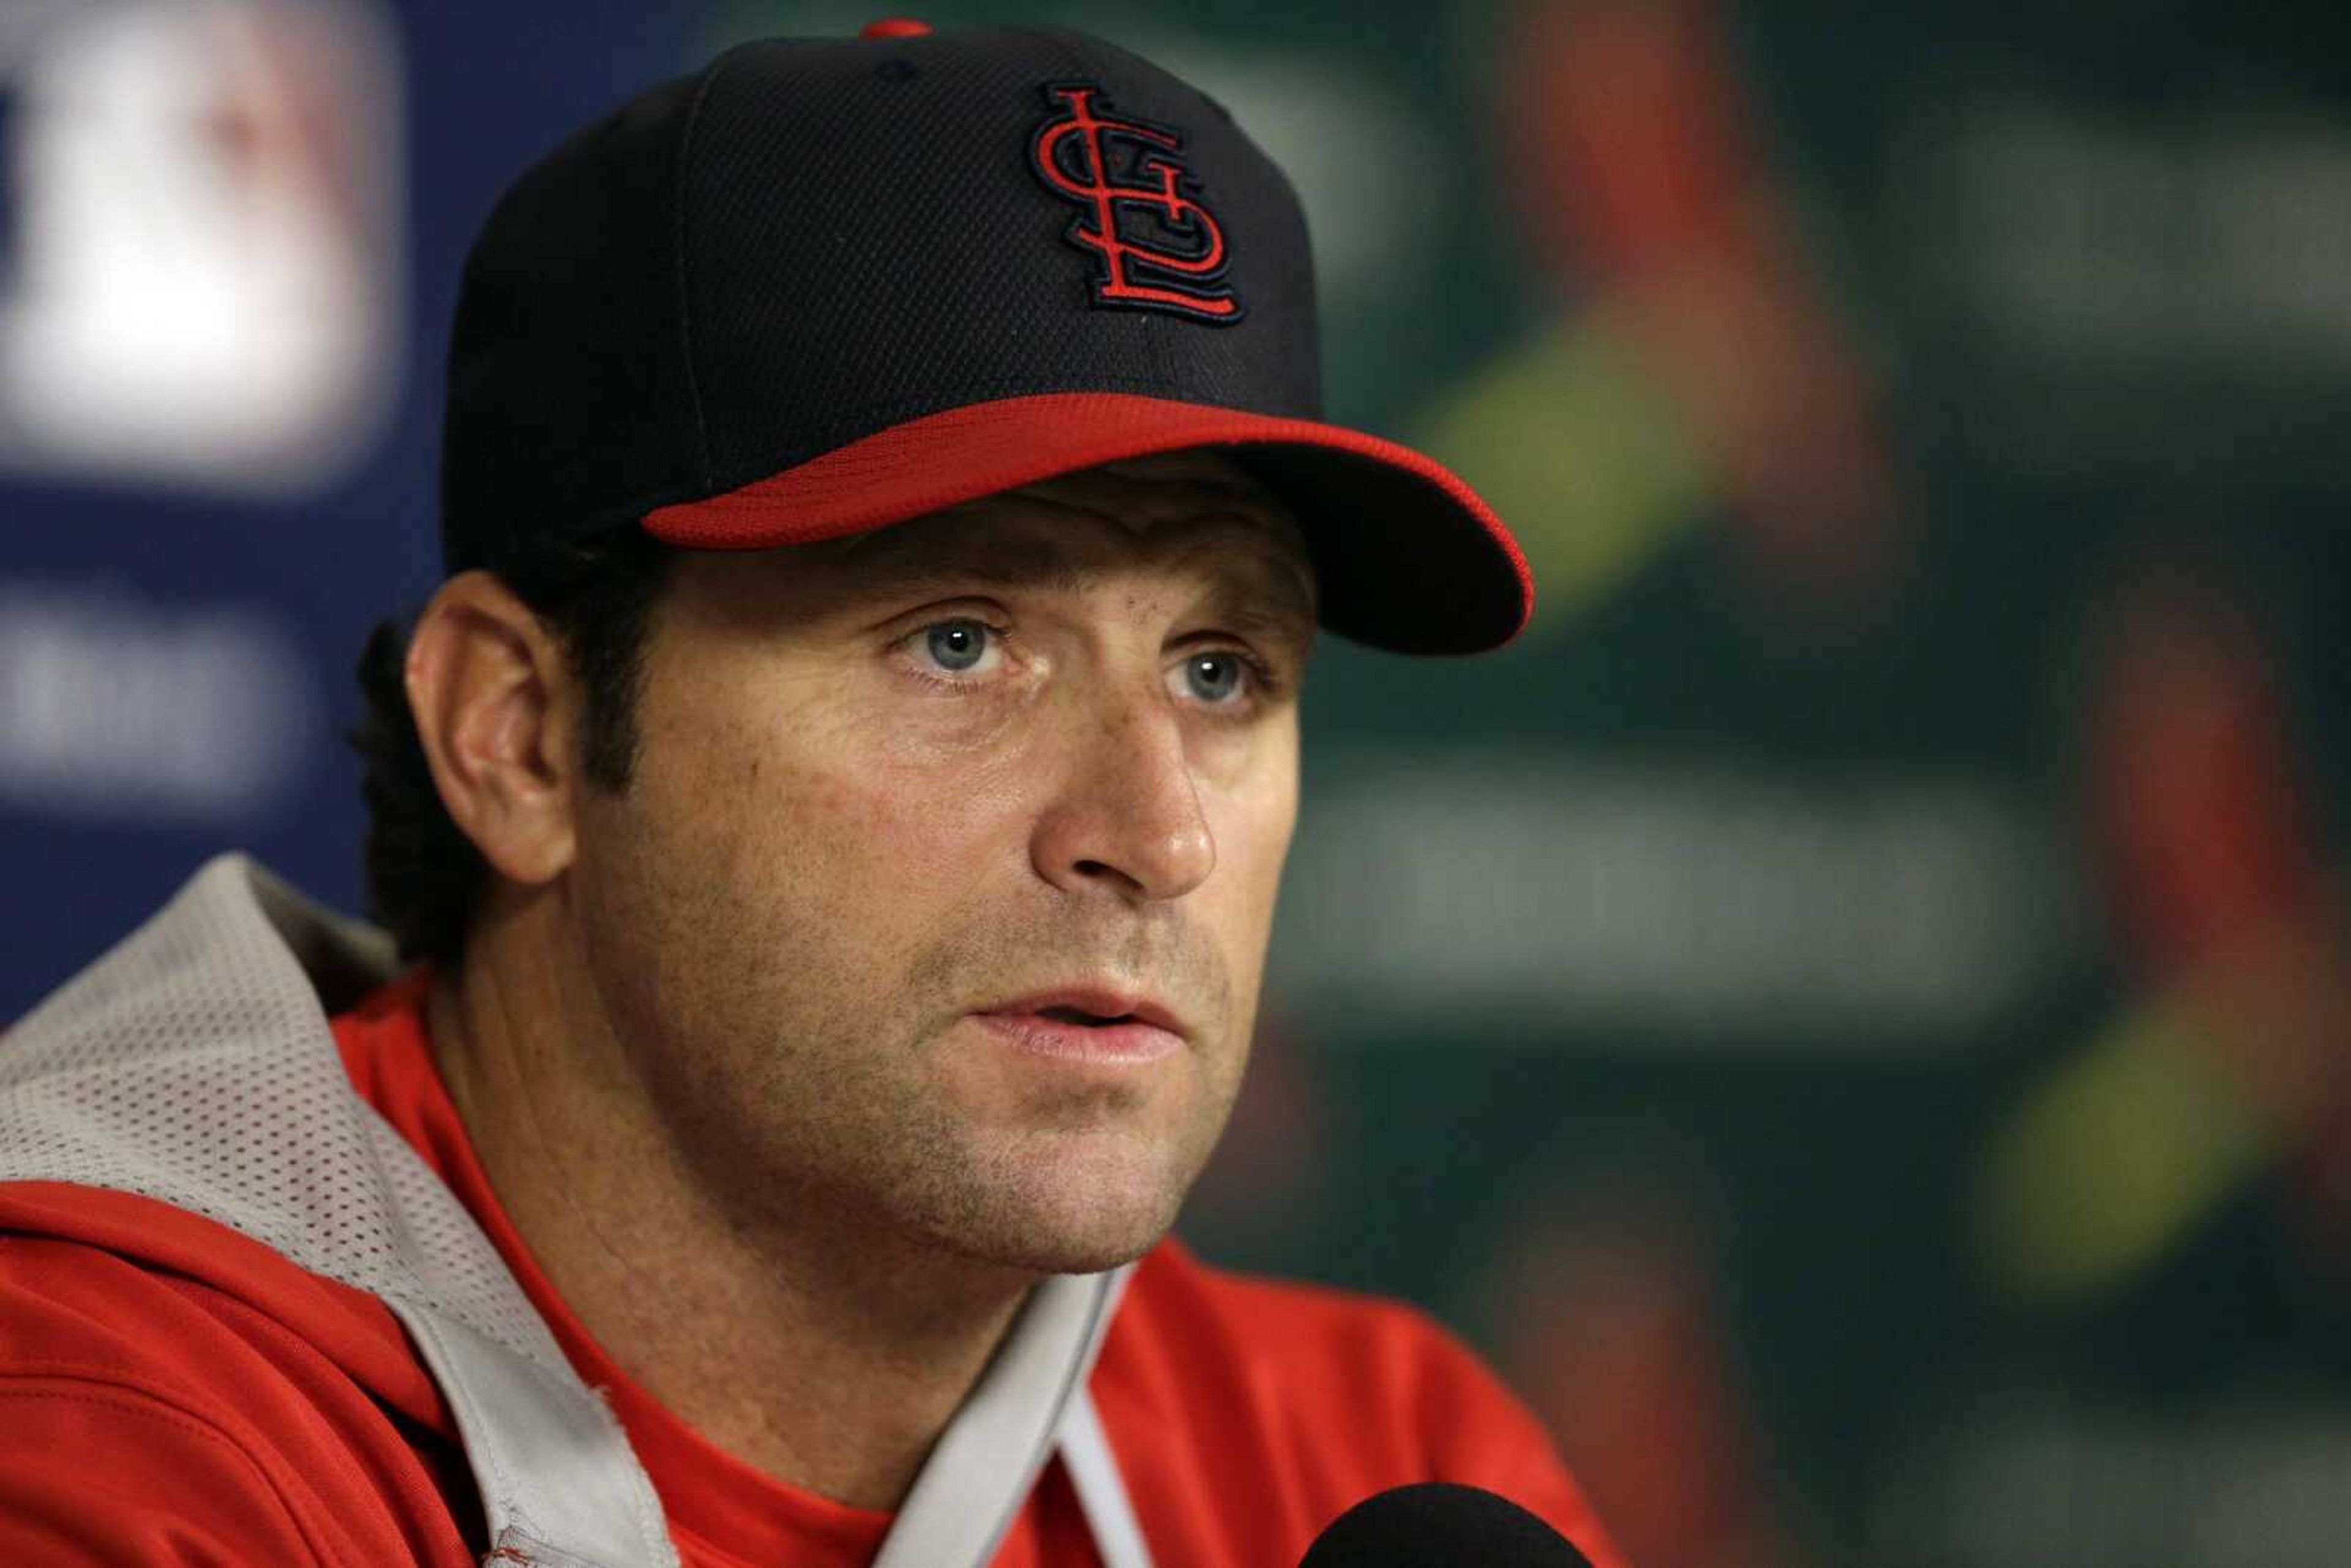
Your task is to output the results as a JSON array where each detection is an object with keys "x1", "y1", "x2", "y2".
[
  {"x1": 1202, "y1": 598, "x2": 1319, "y2": 659},
  {"x1": 1175, "y1": 550, "x2": 1319, "y2": 643},
  {"x1": 825, "y1": 527, "x2": 1097, "y2": 595}
]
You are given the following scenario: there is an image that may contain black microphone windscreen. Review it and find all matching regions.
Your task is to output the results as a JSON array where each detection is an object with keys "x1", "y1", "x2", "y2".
[{"x1": 1297, "y1": 1482, "x2": 1596, "y2": 1567}]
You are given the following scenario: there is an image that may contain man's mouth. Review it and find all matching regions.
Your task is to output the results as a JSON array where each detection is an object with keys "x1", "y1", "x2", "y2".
[
  {"x1": 973, "y1": 990, "x2": 1188, "y2": 1065},
  {"x1": 1035, "y1": 1003, "x2": 1136, "y2": 1027}
]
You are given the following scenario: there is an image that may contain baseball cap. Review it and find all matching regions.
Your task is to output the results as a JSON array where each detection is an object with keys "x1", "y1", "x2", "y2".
[{"x1": 441, "y1": 20, "x2": 1532, "y2": 654}]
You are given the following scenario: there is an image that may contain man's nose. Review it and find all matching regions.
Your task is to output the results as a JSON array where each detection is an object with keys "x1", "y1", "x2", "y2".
[{"x1": 1030, "y1": 686, "x2": 1216, "y2": 902}]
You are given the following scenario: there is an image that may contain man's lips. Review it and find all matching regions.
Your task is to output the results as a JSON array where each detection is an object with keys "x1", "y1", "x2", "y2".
[{"x1": 970, "y1": 988, "x2": 1188, "y2": 1065}]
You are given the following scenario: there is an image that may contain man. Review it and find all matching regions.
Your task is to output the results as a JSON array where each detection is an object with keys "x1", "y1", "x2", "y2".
[{"x1": 0, "y1": 21, "x2": 1624, "y2": 1568}]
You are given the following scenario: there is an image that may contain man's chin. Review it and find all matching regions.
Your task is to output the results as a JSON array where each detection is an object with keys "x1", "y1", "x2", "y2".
[
  {"x1": 961, "y1": 1231, "x2": 1162, "y2": 1278},
  {"x1": 881, "y1": 1109, "x2": 1220, "y2": 1275},
  {"x1": 936, "y1": 1196, "x2": 1180, "y2": 1276},
  {"x1": 920, "y1": 1171, "x2": 1187, "y2": 1278}
]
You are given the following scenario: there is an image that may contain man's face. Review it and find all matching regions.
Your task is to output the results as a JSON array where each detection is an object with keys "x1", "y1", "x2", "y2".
[{"x1": 563, "y1": 451, "x2": 1314, "y2": 1274}]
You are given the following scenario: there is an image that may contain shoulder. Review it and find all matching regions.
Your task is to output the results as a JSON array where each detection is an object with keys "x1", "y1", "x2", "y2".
[
  {"x1": 1093, "y1": 1238, "x2": 1626, "y2": 1568},
  {"x1": 0, "y1": 1184, "x2": 478, "y2": 1567}
]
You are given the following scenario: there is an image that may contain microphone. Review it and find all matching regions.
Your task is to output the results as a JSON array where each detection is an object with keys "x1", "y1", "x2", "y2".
[{"x1": 1297, "y1": 1482, "x2": 1596, "y2": 1567}]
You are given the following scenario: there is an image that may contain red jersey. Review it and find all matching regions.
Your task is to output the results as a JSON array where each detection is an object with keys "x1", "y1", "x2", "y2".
[{"x1": 0, "y1": 970, "x2": 1622, "y2": 1567}]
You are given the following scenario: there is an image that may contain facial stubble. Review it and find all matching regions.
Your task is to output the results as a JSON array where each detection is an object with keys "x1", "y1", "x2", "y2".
[{"x1": 606, "y1": 867, "x2": 1251, "y2": 1278}]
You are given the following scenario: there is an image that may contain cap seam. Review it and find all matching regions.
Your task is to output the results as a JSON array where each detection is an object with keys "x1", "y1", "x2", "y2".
[
  {"x1": 702, "y1": 370, "x2": 1259, "y2": 491},
  {"x1": 670, "y1": 46, "x2": 747, "y2": 495},
  {"x1": 497, "y1": 381, "x2": 1311, "y2": 553}
]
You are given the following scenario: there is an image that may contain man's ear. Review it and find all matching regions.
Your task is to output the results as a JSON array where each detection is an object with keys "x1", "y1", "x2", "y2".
[{"x1": 404, "y1": 570, "x2": 580, "y2": 887}]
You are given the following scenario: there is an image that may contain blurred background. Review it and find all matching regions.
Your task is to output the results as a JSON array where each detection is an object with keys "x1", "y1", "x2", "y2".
[{"x1": 3, "y1": 1, "x2": 2348, "y2": 1562}]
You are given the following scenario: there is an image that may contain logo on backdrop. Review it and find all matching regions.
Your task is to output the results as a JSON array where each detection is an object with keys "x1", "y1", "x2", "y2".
[
  {"x1": 0, "y1": 585, "x2": 310, "y2": 820},
  {"x1": 0, "y1": 0, "x2": 401, "y2": 497},
  {"x1": 1029, "y1": 81, "x2": 1242, "y2": 324}
]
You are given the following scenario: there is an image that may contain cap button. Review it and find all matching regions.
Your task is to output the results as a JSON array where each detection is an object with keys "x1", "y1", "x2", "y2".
[{"x1": 860, "y1": 18, "x2": 932, "y2": 37}]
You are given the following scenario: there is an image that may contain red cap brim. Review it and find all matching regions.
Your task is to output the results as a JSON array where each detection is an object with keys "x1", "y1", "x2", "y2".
[{"x1": 641, "y1": 392, "x2": 1532, "y2": 654}]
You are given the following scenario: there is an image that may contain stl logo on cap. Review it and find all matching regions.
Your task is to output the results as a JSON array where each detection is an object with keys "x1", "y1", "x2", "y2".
[{"x1": 1029, "y1": 82, "x2": 1242, "y2": 324}]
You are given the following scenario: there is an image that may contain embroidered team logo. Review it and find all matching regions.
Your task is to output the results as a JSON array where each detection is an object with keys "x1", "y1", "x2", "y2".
[{"x1": 1029, "y1": 82, "x2": 1242, "y2": 325}]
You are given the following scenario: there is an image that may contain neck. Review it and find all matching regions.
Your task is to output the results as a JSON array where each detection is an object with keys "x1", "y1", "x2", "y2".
[{"x1": 426, "y1": 893, "x2": 1035, "y2": 1511}]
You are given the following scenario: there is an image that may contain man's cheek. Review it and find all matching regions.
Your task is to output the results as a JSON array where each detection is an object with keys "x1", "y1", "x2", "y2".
[
  {"x1": 1207, "y1": 822, "x2": 1290, "y2": 953},
  {"x1": 847, "y1": 759, "x2": 1037, "y2": 886}
]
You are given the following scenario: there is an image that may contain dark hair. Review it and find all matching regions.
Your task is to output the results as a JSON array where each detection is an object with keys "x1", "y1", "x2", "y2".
[{"x1": 352, "y1": 528, "x2": 678, "y2": 966}]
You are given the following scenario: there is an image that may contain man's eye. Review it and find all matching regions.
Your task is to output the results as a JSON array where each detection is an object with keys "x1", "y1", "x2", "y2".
[
  {"x1": 1172, "y1": 651, "x2": 1249, "y2": 705},
  {"x1": 917, "y1": 618, "x2": 998, "y2": 674}
]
